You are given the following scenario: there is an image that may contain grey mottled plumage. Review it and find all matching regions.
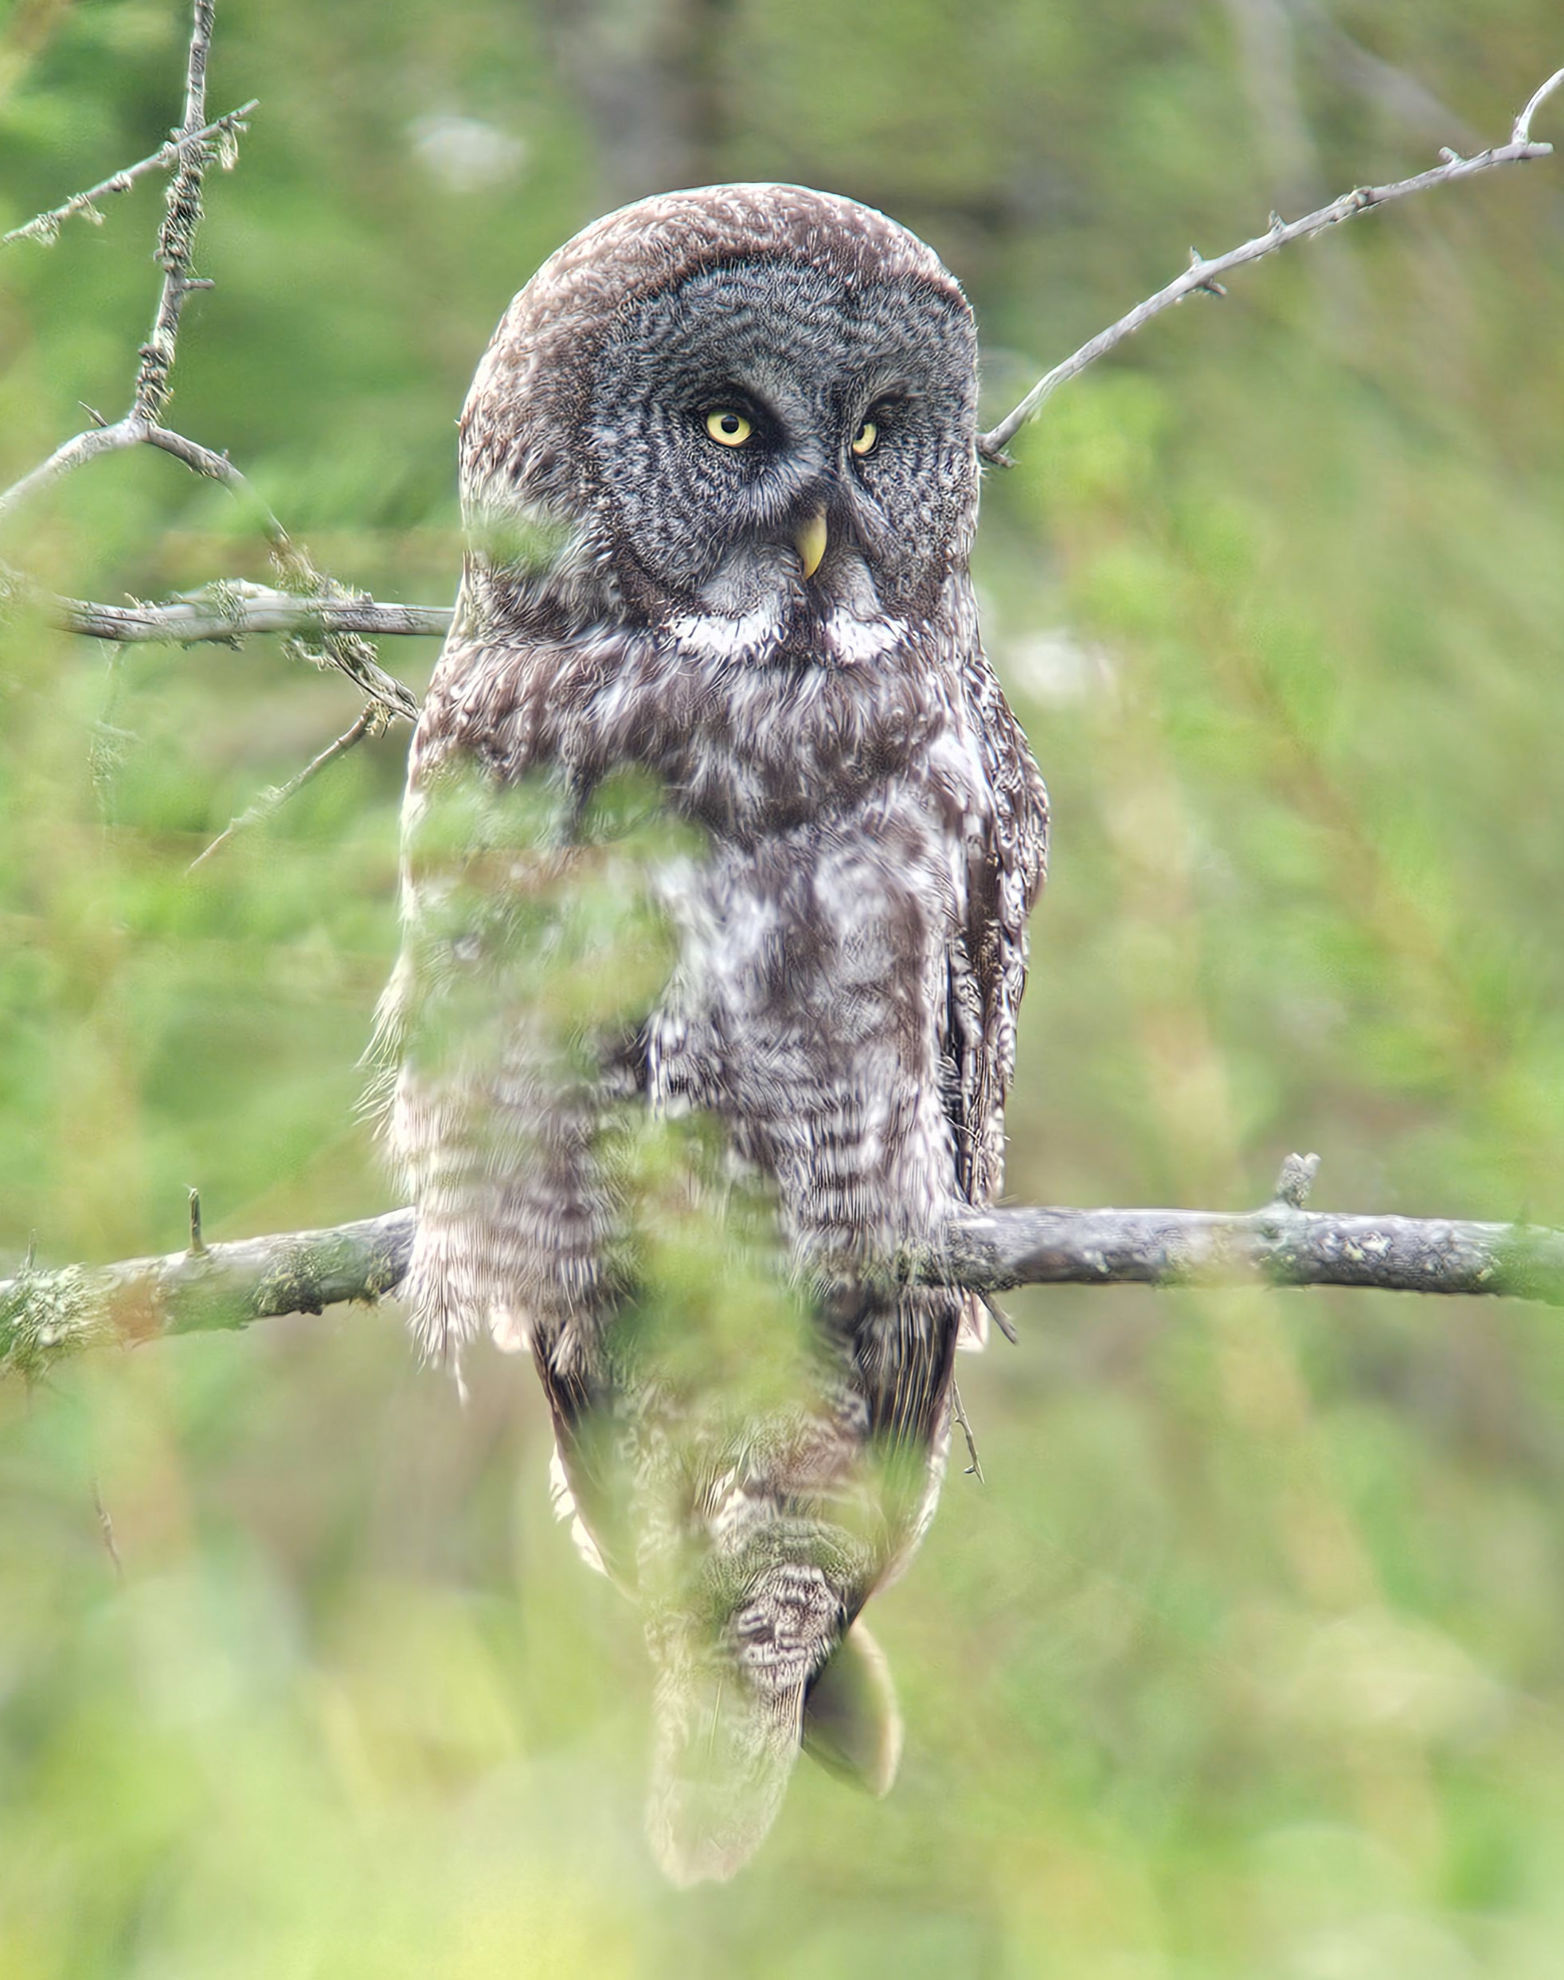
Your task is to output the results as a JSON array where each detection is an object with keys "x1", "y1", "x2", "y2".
[{"x1": 375, "y1": 184, "x2": 1048, "y2": 1882}]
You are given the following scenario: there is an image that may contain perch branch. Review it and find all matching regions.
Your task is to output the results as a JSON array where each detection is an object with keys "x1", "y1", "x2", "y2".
[
  {"x1": 979, "y1": 67, "x2": 1564, "y2": 462},
  {"x1": 1, "y1": 1211, "x2": 417, "y2": 1380},
  {"x1": 915, "y1": 1201, "x2": 1564, "y2": 1305},
  {"x1": 0, "y1": 101, "x2": 258, "y2": 250},
  {"x1": 6, "y1": 1161, "x2": 1561, "y2": 1381}
]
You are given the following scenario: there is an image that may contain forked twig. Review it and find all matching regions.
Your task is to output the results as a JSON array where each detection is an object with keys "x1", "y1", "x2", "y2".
[{"x1": 1, "y1": 102, "x2": 258, "y2": 250}]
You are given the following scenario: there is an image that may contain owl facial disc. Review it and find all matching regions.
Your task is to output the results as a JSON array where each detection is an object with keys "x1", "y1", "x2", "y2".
[{"x1": 580, "y1": 251, "x2": 977, "y2": 639}]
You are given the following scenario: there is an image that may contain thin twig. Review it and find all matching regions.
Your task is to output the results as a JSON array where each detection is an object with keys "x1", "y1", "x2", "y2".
[
  {"x1": 91, "y1": 1481, "x2": 125, "y2": 1581},
  {"x1": 0, "y1": 0, "x2": 423, "y2": 722},
  {"x1": 1514, "y1": 67, "x2": 1564, "y2": 145},
  {"x1": 0, "y1": 415, "x2": 281, "y2": 531},
  {"x1": 142, "y1": 422, "x2": 270, "y2": 504},
  {"x1": 3, "y1": 558, "x2": 426, "y2": 717},
  {"x1": 951, "y1": 1380, "x2": 985, "y2": 1483},
  {"x1": 264, "y1": 546, "x2": 424, "y2": 722},
  {"x1": 0, "y1": 415, "x2": 281, "y2": 543},
  {"x1": 979, "y1": 1291, "x2": 1018, "y2": 1345},
  {"x1": 1, "y1": 101, "x2": 258, "y2": 250},
  {"x1": 1270, "y1": 1150, "x2": 1320, "y2": 1210},
  {"x1": 978, "y1": 69, "x2": 1564, "y2": 462},
  {"x1": 132, "y1": 0, "x2": 218, "y2": 423},
  {"x1": 189, "y1": 700, "x2": 389, "y2": 869},
  {"x1": 6, "y1": 554, "x2": 423, "y2": 739},
  {"x1": 0, "y1": 417, "x2": 147, "y2": 524},
  {"x1": 2, "y1": 5, "x2": 424, "y2": 907}
]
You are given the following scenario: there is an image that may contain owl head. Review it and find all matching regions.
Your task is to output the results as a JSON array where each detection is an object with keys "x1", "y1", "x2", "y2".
[{"x1": 458, "y1": 184, "x2": 980, "y2": 657}]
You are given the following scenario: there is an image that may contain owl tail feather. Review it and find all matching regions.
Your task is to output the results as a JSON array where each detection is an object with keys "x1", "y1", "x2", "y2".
[
  {"x1": 802, "y1": 1620, "x2": 904, "y2": 1799},
  {"x1": 644, "y1": 1619, "x2": 903, "y2": 1883},
  {"x1": 645, "y1": 1659, "x2": 805, "y2": 1887}
]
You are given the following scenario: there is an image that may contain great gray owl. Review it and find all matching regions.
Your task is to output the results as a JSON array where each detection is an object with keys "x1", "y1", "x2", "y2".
[{"x1": 376, "y1": 183, "x2": 1049, "y2": 1883}]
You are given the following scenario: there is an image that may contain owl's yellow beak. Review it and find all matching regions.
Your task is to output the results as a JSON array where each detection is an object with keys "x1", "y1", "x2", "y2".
[{"x1": 793, "y1": 508, "x2": 828, "y2": 581}]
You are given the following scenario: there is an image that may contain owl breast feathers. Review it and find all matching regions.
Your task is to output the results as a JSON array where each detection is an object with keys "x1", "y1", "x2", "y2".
[{"x1": 375, "y1": 182, "x2": 1048, "y2": 1883}]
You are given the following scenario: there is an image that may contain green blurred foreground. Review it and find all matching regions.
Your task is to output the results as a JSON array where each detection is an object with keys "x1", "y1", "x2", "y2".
[{"x1": 4, "y1": 1, "x2": 1564, "y2": 1972}]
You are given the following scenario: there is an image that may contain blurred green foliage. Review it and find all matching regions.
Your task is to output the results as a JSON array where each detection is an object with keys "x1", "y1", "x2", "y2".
[{"x1": 4, "y1": 0, "x2": 1564, "y2": 1972}]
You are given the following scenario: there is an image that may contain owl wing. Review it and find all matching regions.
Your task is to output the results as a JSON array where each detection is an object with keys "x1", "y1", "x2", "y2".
[
  {"x1": 373, "y1": 632, "x2": 615, "y2": 1369},
  {"x1": 946, "y1": 657, "x2": 1049, "y2": 1308},
  {"x1": 375, "y1": 626, "x2": 689, "y2": 1590}
]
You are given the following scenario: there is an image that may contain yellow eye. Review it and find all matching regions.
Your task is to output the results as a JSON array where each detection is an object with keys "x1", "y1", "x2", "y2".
[
  {"x1": 851, "y1": 417, "x2": 878, "y2": 457},
  {"x1": 705, "y1": 409, "x2": 752, "y2": 446}
]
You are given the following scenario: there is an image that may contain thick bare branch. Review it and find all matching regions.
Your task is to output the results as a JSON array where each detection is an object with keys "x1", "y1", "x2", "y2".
[
  {"x1": 3, "y1": 566, "x2": 429, "y2": 720},
  {"x1": 979, "y1": 68, "x2": 1564, "y2": 463},
  {"x1": 914, "y1": 1202, "x2": 1564, "y2": 1305},
  {"x1": 7, "y1": 1172, "x2": 1561, "y2": 1382},
  {"x1": 51, "y1": 583, "x2": 452, "y2": 645},
  {"x1": 1, "y1": 1212, "x2": 416, "y2": 1380},
  {"x1": 1, "y1": 101, "x2": 258, "y2": 250}
]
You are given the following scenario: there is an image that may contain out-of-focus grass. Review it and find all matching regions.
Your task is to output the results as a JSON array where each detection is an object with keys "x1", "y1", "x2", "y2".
[{"x1": 5, "y1": 1, "x2": 1564, "y2": 1972}]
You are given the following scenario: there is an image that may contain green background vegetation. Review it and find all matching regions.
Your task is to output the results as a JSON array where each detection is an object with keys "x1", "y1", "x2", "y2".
[{"x1": 4, "y1": 1, "x2": 1564, "y2": 1972}]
